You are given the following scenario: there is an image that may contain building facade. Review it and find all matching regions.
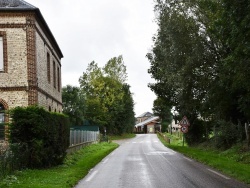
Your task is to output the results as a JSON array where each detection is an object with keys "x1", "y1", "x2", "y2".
[
  {"x1": 0, "y1": 0, "x2": 63, "y2": 139},
  {"x1": 134, "y1": 112, "x2": 161, "y2": 133}
]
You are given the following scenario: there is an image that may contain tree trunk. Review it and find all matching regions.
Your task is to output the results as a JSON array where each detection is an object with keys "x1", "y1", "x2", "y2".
[{"x1": 245, "y1": 123, "x2": 250, "y2": 148}]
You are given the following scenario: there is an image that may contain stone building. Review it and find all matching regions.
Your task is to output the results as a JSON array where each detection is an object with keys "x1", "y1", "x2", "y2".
[{"x1": 0, "y1": 0, "x2": 63, "y2": 139}]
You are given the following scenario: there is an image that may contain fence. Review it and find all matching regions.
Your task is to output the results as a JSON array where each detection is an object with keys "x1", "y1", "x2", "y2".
[{"x1": 67, "y1": 130, "x2": 100, "y2": 153}]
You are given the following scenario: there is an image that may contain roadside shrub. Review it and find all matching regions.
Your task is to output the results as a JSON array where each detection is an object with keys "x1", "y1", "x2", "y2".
[
  {"x1": 0, "y1": 142, "x2": 28, "y2": 180},
  {"x1": 213, "y1": 120, "x2": 241, "y2": 150},
  {"x1": 185, "y1": 118, "x2": 207, "y2": 145},
  {"x1": 8, "y1": 106, "x2": 70, "y2": 168}
]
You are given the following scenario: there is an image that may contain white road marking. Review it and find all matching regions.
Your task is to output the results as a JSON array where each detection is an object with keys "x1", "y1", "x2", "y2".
[
  {"x1": 207, "y1": 169, "x2": 230, "y2": 180},
  {"x1": 86, "y1": 170, "x2": 98, "y2": 182},
  {"x1": 125, "y1": 140, "x2": 161, "y2": 144},
  {"x1": 102, "y1": 158, "x2": 109, "y2": 164},
  {"x1": 147, "y1": 151, "x2": 175, "y2": 155},
  {"x1": 183, "y1": 156, "x2": 192, "y2": 162}
]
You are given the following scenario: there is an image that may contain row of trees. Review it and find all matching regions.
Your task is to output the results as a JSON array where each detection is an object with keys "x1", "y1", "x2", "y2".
[
  {"x1": 148, "y1": 0, "x2": 250, "y2": 147},
  {"x1": 63, "y1": 55, "x2": 135, "y2": 135}
]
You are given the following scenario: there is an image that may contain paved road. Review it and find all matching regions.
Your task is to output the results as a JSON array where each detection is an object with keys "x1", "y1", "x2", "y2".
[{"x1": 75, "y1": 134, "x2": 249, "y2": 188}]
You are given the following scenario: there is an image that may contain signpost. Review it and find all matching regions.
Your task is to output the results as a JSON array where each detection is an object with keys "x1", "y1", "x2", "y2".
[{"x1": 179, "y1": 116, "x2": 190, "y2": 146}]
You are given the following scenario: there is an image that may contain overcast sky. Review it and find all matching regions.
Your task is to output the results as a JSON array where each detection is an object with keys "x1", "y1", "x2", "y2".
[{"x1": 27, "y1": 0, "x2": 158, "y2": 117}]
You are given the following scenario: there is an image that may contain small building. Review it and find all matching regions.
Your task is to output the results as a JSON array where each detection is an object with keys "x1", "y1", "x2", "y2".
[
  {"x1": 169, "y1": 119, "x2": 181, "y2": 133},
  {"x1": 134, "y1": 112, "x2": 161, "y2": 133},
  {"x1": 0, "y1": 0, "x2": 63, "y2": 140},
  {"x1": 136, "y1": 112, "x2": 153, "y2": 124}
]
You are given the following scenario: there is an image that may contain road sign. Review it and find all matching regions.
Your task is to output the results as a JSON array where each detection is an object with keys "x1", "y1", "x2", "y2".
[
  {"x1": 181, "y1": 126, "x2": 188, "y2": 133},
  {"x1": 179, "y1": 116, "x2": 190, "y2": 127}
]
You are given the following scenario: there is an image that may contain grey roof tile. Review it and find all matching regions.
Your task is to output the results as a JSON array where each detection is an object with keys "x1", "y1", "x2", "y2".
[
  {"x1": 137, "y1": 112, "x2": 153, "y2": 118},
  {"x1": 0, "y1": 0, "x2": 36, "y2": 10}
]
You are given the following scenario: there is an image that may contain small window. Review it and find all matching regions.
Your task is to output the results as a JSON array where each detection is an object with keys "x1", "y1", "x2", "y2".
[
  {"x1": 0, "y1": 32, "x2": 7, "y2": 73},
  {"x1": 0, "y1": 37, "x2": 3, "y2": 71},
  {"x1": 57, "y1": 66, "x2": 60, "y2": 92},
  {"x1": 0, "y1": 103, "x2": 4, "y2": 123},
  {"x1": 47, "y1": 52, "x2": 50, "y2": 83},
  {"x1": 0, "y1": 103, "x2": 5, "y2": 140},
  {"x1": 53, "y1": 61, "x2": 56, "y2": 88}
]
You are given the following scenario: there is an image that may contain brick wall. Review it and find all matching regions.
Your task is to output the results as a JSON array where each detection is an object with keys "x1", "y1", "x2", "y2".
[
  {"x1": 0, "y1": 12, "x2": 62, "y2": 112},
  {"x1": 35, "y1": 24, "x2": 62, "y2": 112}
]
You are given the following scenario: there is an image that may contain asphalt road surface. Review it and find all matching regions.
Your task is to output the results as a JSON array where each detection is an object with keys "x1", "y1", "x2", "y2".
[{"x1": 75, "y1": 134, "x2": 249, "y2": 188}]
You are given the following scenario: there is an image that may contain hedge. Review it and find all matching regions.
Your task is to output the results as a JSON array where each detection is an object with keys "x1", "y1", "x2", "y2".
[{"x1": 8, "y1": 106, "x2": 70, "y2": 168}]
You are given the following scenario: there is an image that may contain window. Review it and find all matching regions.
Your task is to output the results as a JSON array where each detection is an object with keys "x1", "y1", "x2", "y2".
[
  {"x1": 0, "y1": 37, "x2": 3, "y2": 71},
  {"x1": 57, "y1": 67, "x2": 60, "y2": 92},
  {"x1": 47, "y1": 52, "x2": 50, "y2": 83},
  {"x1": 0, "y1": 103, "x2": 4, "y2": 123},
  {"x1": 53, "y1": 61, "x2": 56, "y2": 88},
  {"x1": 0, "y1": 103, "x2": 5, "y2": 140},
  {"x1": 0, "y1": 32, "x2": 7, "y2": 73}
]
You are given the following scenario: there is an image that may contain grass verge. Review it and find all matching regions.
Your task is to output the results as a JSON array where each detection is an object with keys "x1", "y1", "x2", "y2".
[
  {"x1": 158, "y1": 133, "x2": 250, "y2": 185},
  {"x1": 0, "y1": 142, "x2": 118, "y2": 188}
]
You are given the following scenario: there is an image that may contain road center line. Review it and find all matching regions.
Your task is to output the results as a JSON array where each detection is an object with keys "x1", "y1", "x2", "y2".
[
  {"x1": 207, "y1": 169, "x2": 230, "y2": 180},
  {"x1": 86, "y1": 170, "x2": 98, "y2": 182}
]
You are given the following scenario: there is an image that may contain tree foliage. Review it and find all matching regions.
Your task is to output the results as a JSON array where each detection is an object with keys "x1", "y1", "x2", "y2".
[
  {"x1": 152, "y1": 97, "x2": 172, "y2": 132},
  {"x1": 79, "y1": 55, "x2": 135, "y2": 135},
  {"x1": 62, "y1": 85, "x2": 84, "y2": 126},
  {"x1": 148, "y1": 0, "x2": 250, "y2": 146}
]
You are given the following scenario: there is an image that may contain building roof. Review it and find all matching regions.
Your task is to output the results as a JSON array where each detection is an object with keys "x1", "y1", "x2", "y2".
[
  {"x1": 0, "y1": 0, "x2": 36, "y2": 10},
  {"x1": 0, "y1": 0, "x2": 63, "y2": 59},
  {"x1": 137, "y1": 112, "x2": 153, "y2": 118},
  {"x1": 135, "y1": 116, "x2": 160, "y2": 128}
]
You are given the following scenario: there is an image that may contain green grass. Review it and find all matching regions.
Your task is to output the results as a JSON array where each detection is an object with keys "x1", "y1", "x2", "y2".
[
  {"x1": 158, "y1": 133, "x2": 250, "y2": 185},
  {"x1": 109, "y1": 133, "x2": 136, "y2": 140},
  {"x1": 0, "y1": 142, "x2": 118, "y2": 188}
]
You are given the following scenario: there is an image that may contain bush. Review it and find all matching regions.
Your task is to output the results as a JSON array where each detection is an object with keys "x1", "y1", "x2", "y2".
[
  {"x1": 185, "y1": 118, "x2": 207, "y2": 145},
  {"x1": 0, "y1": 142, "x2": 28, "y2": 180},
  {"x1": 213, "y1": 120, "x2": 241, "y2": 150},
  {"x1": 8, "y1": 106, "x2": 70, "y2": 168}
]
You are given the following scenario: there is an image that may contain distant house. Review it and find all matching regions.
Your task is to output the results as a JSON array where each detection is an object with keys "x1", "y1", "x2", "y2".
[
  {"x1": 136, "y1": 112, "x2": 153, "y2": 124},
  {"x1": 0, "y1": 0, "x2": 63, "y2": 140},
  {"x1": 169, "y1": 119, "x2": 181, "y2": 133},
  {"x1": 134, "y1": 112, "x2": 161, "y2": 133}
]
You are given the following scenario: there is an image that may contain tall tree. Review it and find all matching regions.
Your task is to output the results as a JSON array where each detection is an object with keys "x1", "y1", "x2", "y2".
[
  {"x1": 148, "y1": 0, "x2": 250, "y2": 145},
  {"x1": 79, "y1": 56, "x2": 135, "y2": 134},
  {"x1": 62, "y1": 85, "x2": 85, "y2": 126},
  {"x1": 153, "y1": 97, "x2": 172, "y2": 132},
  {"x1": 147, "y1": 0, "x2": 222, "y2": 144},
  {"x1": 103, "y1": 55, "x2": 127, "y2": 84}
]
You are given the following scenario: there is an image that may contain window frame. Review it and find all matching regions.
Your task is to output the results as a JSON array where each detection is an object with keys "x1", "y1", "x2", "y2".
[
  {"x1": 0, "y1": 31, "x2": 7, "y2": 73},
  {"x1": 57, "y1": 66, "x2": 60, "y2": 92},
  {"x1": 53, "y1": 61, "x2": 56, "y2": 89},
  {"x1": 0, "y1": 103, "x2": 5, "y2": 140},
  {"x1": 47, "y1": 52, "x2": 51, "y2": 83}
]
